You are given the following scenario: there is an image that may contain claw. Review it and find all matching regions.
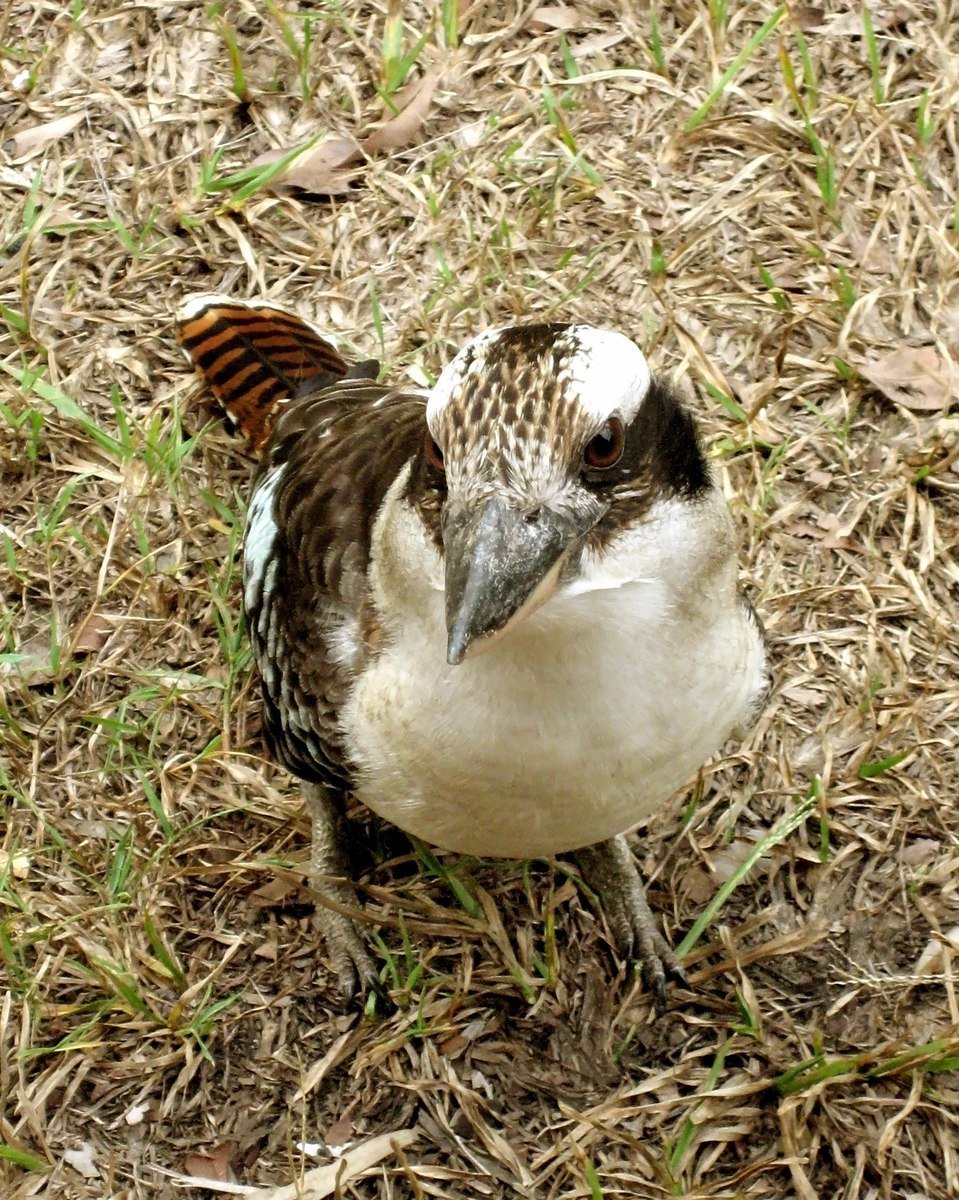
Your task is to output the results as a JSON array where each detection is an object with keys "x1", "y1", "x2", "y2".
[
  {"x1": 668, "y1": 958, "x2": 690, "y2": 987},
  {"x1": 334, "y1": 935, "x2": 390, "y2": 1011},
  {"x1": 575, "y1": 834, "x2": 686, "y2": 1014},
  {"x1": 319, "y1": 905, "x2": 380, "y2": 1004},
  {"x1": 651, "y1": 972, "x2": 668, "y2": 1017}
]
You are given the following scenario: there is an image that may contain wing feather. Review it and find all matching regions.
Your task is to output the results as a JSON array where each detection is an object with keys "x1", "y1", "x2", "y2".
[
  {"x1": 251, "y1": 380, "x2": 428, "y2": 789},
  {"x1": 177, "y1": 294, "x2": 430, "y2": 790}
]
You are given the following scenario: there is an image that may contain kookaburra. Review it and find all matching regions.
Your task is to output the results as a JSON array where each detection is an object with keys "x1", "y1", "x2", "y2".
[{"x1": 176, "y1": 297, "x2": 769, "y2": 1011}]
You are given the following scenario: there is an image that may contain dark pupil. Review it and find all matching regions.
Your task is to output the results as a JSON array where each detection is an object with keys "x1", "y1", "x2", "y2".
[{"x1": 595, "y1": 428, "x2": 614, "y2": 453}]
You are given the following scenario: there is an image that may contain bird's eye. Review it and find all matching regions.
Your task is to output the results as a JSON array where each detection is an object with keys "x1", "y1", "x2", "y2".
[
  {"x1": 583, "y1": 418, "x2": 626, "y2": 470},
  {"x1": 424, "y1": 430, "x2": 445, "y2": 472}
]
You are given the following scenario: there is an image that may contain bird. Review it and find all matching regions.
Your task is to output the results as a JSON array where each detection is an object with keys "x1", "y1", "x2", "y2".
[{"x1": 175, "y1": 295, "x2": 770, "y2": 1012}]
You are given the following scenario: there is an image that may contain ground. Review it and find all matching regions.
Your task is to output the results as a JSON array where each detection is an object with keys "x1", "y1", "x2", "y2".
[{"x1": 2, "y1": 2, "x2": 958, "y2": 1197}]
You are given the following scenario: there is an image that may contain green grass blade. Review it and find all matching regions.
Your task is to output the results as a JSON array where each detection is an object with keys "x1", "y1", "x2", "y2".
[
  {"x1": 858, "y1": 750, "x2": 910, "y2": 779},
  {"x1": 862, "y1": 9, "x2": 885, "y2": 104},
  {"x1": 1, "y1": 362, "x2": 124, "y2": 456},
  {"x1": 669, "y1": 1038, "x2": 732, "y2": 1174},
  {"x1": 684, "y1": 5, "x2": 787, "y2": 132},
  {"x1": 675, "y1": 782, "x2": 818, "y2": 959},
  {"x1": 204, "y1": 129, "x2": 328, "y2": 204},
  {"x1": 413, "y1": 841, "x2": 479, "y2": 917},
  {"x1": 0, "y1": 1144, "x2": 48, "y2": 1171},
  {"x1": 143, "y1": 913, "x2": 187, "y2": 989},
  {"x1": 703, "y1": 379, "x2": 749, "y2": 424},
  {"x1": 649, "y1": 6, "x2": 665, "y2": 72},
  {"x1": 440, "y1": 0, "x2": 458, "y2": 48},
  {"x1": 583, "y1": 1159, "x2": 604, "y2": 1199}
]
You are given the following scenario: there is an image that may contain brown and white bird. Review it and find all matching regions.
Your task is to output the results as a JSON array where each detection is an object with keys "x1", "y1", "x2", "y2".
[{"x1": 176, "y1": 296, "x2": 769, "y2": 1010}]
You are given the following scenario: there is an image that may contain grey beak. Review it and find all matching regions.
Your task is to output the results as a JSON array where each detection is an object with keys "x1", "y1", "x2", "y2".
[{"x1": 442, "y1": 495, "x2": 605, "y2": 665}]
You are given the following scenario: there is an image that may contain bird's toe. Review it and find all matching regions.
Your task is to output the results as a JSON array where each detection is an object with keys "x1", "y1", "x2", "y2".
[
  {"x1": 629, "y1": 908, "x2": 687, "y2": 1014},
  {"x1": 574, "y1": 836, "x2": 688, "y2": 1014},
  {"x1": 317, "y1": 907, "x2": 384, "y2": 1008}
]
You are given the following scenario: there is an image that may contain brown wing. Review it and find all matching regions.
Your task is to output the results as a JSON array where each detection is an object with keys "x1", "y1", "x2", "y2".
[
  {"x1": 246, "y1": 378, "x2": 430, "y2": 789},
  {"x1": 176, "y1": 295, "x2": 351, "y2": 452}
]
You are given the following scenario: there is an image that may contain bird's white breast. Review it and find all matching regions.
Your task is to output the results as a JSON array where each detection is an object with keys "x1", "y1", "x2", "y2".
[{"x1": 342, "y1": 473, "x2": 768, "y2": 859}]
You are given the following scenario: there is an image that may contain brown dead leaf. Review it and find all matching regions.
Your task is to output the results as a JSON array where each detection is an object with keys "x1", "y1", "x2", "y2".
[
  {"x1": 680, "y1": 865, "x2": 714, "y2": 906},
  {"x1": 256, "y1": 72, "x2": 439, "y2": 199},
  {"x1": 815, "y1": 512, "x2": 868, "y2": 553},
  {"x1": 709, "y1": 839, "x2": 766, "y2": 885},
  {"x1": 900, "y1": 838, "x2": 941, "y2": 868},
  {"x1": 530, "y1": 5, "x2": 581, "y2": 32},
  {"x1": 292, "y1": 1026, "x2": 364, "y2": 1104},
  {"x1": 183, "y1": 1142, "x2": 233, "y2": 1183},
  {"x1": 324, "y1": 1113, "x2": 354, "y2": 1147},
  {"x1": 249, "y1": 870, "x2": 305, "y2": 908},
  {"x1": 857, "y1": 346, "x2": 958, "y2": 413},
  {"x1": 72, "y1": 611, "x2": 119, "y2": 655},
  {"x1": 821, "y1": 533, "x2": 868, "y2": 553},
  {"x1": 24, "y1": 203, "x2": 86, "y2": 234},
  {"x1": 439, "y1": 1032, "x2": 468, "y2": 1057},
  {"x1": 361, "y1": 71, "x2": 439, "y2": 155},
  {"x1": 786, "y1": 521, "x2": 828, "y2": 541},
  {"x1": 575, "y1": 31, "x2": 627, "y2": 57},
  {"x1": 793, "y1": 6, "x2": 826, "y2": 30},
  {"x1": 6, "y1": 112, "x2": 84, "y2": 159},
  {"x1": 914, "y1": 925, "x2": 959, "y2": 976},
  {"x1": 253, "y1": 137, "x2": 362, "y2": 196}
]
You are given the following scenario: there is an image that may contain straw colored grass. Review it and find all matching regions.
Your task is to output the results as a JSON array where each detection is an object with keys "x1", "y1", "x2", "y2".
[{"x1": 2, "y1": 1, "x2": 957, "y2": 1196}]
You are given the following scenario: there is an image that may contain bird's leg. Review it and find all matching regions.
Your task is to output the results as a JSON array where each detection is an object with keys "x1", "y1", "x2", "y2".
[
  {"x1": 304, "y1": 781, "x2": 381, "y2": 1003},
  {"x1": 574, "y1": 834, "x2": 687, "y2": 1015}
]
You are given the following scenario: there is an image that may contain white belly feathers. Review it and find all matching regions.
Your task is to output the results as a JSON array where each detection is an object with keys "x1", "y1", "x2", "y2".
[{"x1": 342, "y1": 473, "x2": 768, "y2": 859}]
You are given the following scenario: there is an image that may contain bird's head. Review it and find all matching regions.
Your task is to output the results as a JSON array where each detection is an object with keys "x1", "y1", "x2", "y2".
[{"x1": 412, "y1": 323, "x2": 708, "y2": 665}]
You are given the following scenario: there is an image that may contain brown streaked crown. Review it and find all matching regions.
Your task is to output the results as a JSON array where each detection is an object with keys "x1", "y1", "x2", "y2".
[
  {"x1": 410, "y1": 322, "x2": 711, "y2": 544},
  {"x1": 428, "y1": 324, "x2": 597, "y2": 501}
]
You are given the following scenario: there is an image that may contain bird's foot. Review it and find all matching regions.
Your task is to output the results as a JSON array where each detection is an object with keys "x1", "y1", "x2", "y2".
[
  {"x1": 309, "y1": 884, "x2": 386, "y2": 1005},
  {"x1": 305, "y1": 782, "x2": 385, "y2": 1007},
  {"x1": 574, "y1": 835, "x2": 687, "y2": 1016},
  {"x1": 606, "y1": 881, "x2": 687, "y2": 1016}
]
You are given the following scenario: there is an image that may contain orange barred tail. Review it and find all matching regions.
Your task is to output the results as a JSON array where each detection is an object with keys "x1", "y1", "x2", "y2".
[{"x1": 176, "y1": 295, "x2": 351, "y2": 453}]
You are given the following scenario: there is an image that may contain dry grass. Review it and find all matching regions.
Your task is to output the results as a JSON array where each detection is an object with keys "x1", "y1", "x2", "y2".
[{"x1": 2, "y1": 1, "x2": 958, "y2": 1196}]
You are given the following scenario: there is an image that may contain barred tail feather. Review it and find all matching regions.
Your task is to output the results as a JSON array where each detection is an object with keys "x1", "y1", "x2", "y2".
[{"x1": 176, "y1": 295, "x2": 350, "y2": 452}]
